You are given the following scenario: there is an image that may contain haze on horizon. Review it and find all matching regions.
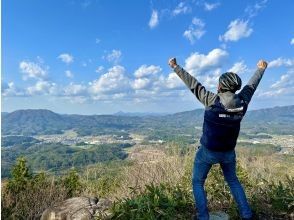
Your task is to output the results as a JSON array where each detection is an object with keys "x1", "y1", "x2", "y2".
[{"x1": 2, "y1": 0, "x2": 294, "y2": 115}]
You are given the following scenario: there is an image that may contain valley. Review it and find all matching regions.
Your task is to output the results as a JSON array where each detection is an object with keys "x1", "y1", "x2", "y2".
[{"x1": 1, "y1": 105, "x2": 294, "y2": 179}]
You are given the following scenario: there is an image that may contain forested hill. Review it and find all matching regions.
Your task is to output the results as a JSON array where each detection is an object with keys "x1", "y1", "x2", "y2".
[
  {"x1": 244, "y1": 105, "x2": 294, "y2": 121},
  {"x1": 2, "y1": 105, "x2": 294, "y2": 136}
]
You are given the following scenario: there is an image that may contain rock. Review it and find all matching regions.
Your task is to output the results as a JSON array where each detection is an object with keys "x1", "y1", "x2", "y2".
[
  {"x1": 41, "y1": 197, "x2": 112, "y2": 220},
  {"x1": 210, "y1": 211, "x2": 230, "y2": 220},
  {"x1": 97, "y1": 198, "x2": 112, "y2": 209}
]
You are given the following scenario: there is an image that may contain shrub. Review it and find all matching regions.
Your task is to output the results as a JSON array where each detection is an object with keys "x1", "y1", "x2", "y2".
[
  {"x1": 111, "y1": 183, "x2": 194, "y2": 220},
  {"x1": 266, "y1": 175, "x2": 294, "y2": 213},
  {"x1": 250, "y1": 175, "x2": 294, "y2": 219},
  {"x1": 1, "y1": 158, "x2": 82, "y2": 219},
  {"x1": 61, "y1": 168, "x2": 82, "y2": 197}
]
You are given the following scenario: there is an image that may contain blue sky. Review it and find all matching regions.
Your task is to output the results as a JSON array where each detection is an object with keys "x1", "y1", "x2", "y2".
[{"x1": 2, "y1": 0, "x2": 294, "y2": 114}]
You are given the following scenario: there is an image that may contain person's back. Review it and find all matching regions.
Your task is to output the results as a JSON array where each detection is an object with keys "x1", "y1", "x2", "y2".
[
  {"x1": 201, "y1": 91, "x2": 246, "y2": 152},
  {"x1": 168, "y1": 58, "x2": 268, "y2": 220}
]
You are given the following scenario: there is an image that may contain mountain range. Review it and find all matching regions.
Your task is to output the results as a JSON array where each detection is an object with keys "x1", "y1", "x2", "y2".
[{"x1": 2, "y1": 105, "x2": 294, "y2": 136}]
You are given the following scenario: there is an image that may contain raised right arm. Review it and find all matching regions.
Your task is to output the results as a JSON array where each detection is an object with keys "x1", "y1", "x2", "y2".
[{"x1": 173, "y1": 65, "x2": 217, "y2": 107}]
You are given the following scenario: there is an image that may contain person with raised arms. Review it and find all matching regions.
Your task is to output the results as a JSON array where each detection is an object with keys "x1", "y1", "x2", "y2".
[{"x1": 168, "y1": 57, "x2": 268, "y2": 220}]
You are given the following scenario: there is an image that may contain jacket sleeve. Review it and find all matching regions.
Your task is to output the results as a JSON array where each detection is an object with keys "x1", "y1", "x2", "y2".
[
  {"x1": 174, "y1": 65, "x2": 217, "y2": 107},
  {"x1": 238, "y1": 68, "x2": 265, "y2": 104}
]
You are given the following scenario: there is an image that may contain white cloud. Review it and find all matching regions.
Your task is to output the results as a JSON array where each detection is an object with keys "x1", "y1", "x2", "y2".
[
  {"x1": 228, "y1": 61, "x2": 248, "y2": 74},
  {"x1": 258, "y1": 70, "x2": 294, "y2": 97},
  {"x1": 164, "y1": 68, "x2": 221, "y2": 94},
  {"x1": 173, "y1": 2, "x2": 191, "y2": 16},
  {"x1": 58, "y1": 53, "x2": 74, "y2": 64},
  {"x1": 9, "y1": 60, "x2": 196, "y2": 103},
  {"x1": 104, "y1": 50, "x2": 122, "y2": 64},
  {"x1": 258, "y1": 86, "x2": 294, "y2": 98},
  {"x1": 183, "y1": 18, "x2": 206, "y2": 44},
  {"x1": 185, "y1": 48, "x2": 228, "y2": 74},
  {"x1": 131, "y1": 65, "x2": 164, "y2": 93},
  {"x1": 27, "y1": 80, "x2": 58, "y2": 96},
  {"x1": 129, "y1": 64, "x2": 184, "y2": 98},
  {"x1": 11, "y1": 53, "x2": 248, "y2": 104},
  {"x1": 165, "y1": 72, "x2": 184, "y2": 89},
  {"x1": 219, "y1": 19, "x2": 253, "y2": 42},
  {"x1": 245, "y1": 0, "x2": 268, "y2": 18},
  {"x1": 63, "y1": 83, "x2": 87, "y2": 96},
  {"x1": 19, "y1": 61, "x2": 48, "y2": 80},
  {"x1": 258, "y1": 88, "x2": 289, "y2": 98},
  {"x1": 149, "y1": 10, "x2": 159, "y2": 29},
  {"x1": 131, "y1": 78, "x2": 151, "y2": 90},
  {"x1": 65, "y1": 70, "x2": 74, "y2": 78},
  {"x1": 113, "y1": 93, "x2": 127, "y2": 100},
  {"x1": 204, "y1": 2, "x2": 220, "y2": 11},
  {"x1": 95, "y1": 66, "x2": 104, "y2": 73},
  {"x1": 291, "y1": 38, "x2": 294, "y2": 45},
  {"x1": 132, "y1": 61, "x2": 221, "y2": 98},
  {"x1": 268, "y1": 58, "x2": 294, "y2": 68},
  {"x1": 271, "y1": 73, "x2": 293, "y2": 89},
  {"x1": 197, "y1": 70, "x2": 221, "y2": 89},
  {"x1": 89, "y1": 65, "x2": 129, "y2": 94},
  {"x1": 134, "y1": 65, "x2": 162, "y2": 78},
  {"x1": 95, "y1": 38, "x2": 101, "y2": 44},
  {"x1": 133, "y1": 89, "x2": 160, "y2": 99},
  {"x1": 2, "y1": 82, "x2": 25, "y2": 97},
  {"x1": 25, "y1": 80, "x2": 88, "y2": 98}
]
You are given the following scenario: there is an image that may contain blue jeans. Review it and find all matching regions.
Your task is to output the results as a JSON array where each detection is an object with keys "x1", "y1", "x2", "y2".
[{"x1": 192, "y1": 146, "x2": 252, "y2": 220}]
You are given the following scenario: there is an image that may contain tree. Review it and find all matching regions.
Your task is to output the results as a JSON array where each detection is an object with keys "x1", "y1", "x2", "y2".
[
  {"x1": 62, "y1": 168, "x2": 82, "y2": 197},
  {"x1": 7, "y1": 157, "x2": 32, "y2": 193}
]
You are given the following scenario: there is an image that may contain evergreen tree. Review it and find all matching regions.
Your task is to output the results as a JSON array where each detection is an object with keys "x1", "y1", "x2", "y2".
[
  {"x1": 7, "y1": 157, "x2": 32, "y2": 193},
  {"x1": 62, "y1": 168, "x2": 82, "y2": 197}
]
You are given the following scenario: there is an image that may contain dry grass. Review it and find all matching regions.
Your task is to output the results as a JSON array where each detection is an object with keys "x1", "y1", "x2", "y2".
[
  {"x1": 79, "y1": 144, "x2": 194, "y2": 200},
  {"x1": 78, "y1": 143, "x2": 194, "y2": 200},
  {"x1": 237, "y1": 147, "x2": 294, "y2": 182},
  {"x1": 81, "y1": 142, "x2": 294, "y2": 212},
  {"x1": 105, "y1": 144, "x2": 294, "y2": 219}
]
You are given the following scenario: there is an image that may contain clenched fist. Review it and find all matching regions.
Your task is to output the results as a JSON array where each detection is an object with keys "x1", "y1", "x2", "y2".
[
  {"x1": 168, "y1": 57, "x2": 177, "y2": 68},
  {"x1": 257, "y1": 60, "x2": 268, "y2": 70}
]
